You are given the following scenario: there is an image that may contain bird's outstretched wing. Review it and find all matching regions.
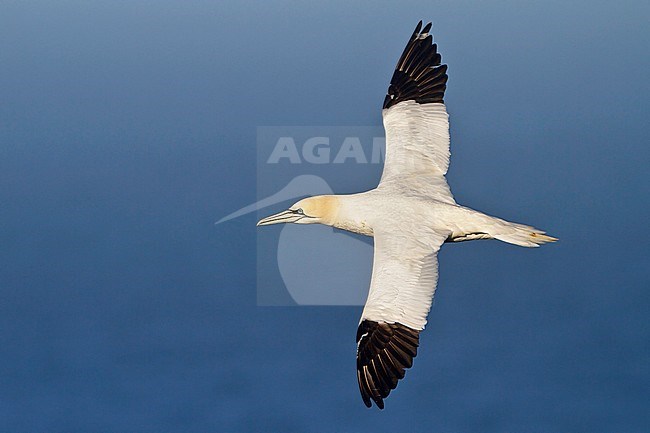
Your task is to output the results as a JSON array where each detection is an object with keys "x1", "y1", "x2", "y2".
[
  {"x1": 357, "y1": 228, "x2": 448, "y2": 409},
  {"x1": 380, "y1": 21, "x2": 454, "y2": 204}
]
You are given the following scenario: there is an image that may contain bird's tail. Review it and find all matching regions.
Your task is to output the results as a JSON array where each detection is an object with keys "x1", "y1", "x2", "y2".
[{"x1": 492, "y1": 221, "x2": 558, "y2": 248}]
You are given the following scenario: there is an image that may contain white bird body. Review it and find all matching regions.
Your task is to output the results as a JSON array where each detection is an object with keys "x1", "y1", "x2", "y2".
[
  {"x1": 334, "y1": 189, "x2": 479, "y2": 239},
  {"x1": 257, "y1": 21, "x2": 557, "y2": 409}
]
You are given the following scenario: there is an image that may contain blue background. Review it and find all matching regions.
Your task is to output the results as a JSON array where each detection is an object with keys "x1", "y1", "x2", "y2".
[{"x1": 1, "y1": 1, "x2": 648, "y2": 432}]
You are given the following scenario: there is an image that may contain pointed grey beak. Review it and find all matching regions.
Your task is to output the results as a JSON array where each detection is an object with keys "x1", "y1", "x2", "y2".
[{"x1": 257, "y1": 210, "x2": 303, "y2": 227}]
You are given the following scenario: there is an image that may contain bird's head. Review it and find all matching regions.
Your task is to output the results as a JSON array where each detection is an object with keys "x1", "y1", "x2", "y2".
[{"x1": 256, "y1": 195, "x2": 339, "y2": 227}]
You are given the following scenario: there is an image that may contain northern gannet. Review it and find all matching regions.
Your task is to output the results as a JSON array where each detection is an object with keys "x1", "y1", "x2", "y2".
[{"x1": 257, "y1": 21, "x2": 557, "y2": 409}]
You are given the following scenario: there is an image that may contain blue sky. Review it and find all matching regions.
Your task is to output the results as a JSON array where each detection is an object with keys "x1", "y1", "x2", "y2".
[{"x1": 0, "y1": 1, "x2": 648, "y2": 432}]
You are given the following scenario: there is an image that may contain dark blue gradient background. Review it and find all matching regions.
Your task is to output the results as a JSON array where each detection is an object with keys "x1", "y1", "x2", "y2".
[{"x1": 1, "y1": 1, "x2": 648, "y2": 432}]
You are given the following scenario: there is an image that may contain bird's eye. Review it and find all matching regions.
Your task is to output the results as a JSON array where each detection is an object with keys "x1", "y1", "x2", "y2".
[{"x1": 295, "y1": 208, "x2": 304, "y2": 215}]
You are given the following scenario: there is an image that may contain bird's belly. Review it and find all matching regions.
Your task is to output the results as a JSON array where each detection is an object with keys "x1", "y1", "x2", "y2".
[
  {"x1": 334, "y1": 220, "x2": 374, "y2": 237},
  {"x1": 337, "y1": 192, "x2": 474, "y2": 237}
]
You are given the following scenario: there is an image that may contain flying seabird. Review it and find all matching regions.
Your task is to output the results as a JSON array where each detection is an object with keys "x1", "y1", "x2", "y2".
[{"x1": 257, "y1": 21, "x2": 557, "y2": 409}]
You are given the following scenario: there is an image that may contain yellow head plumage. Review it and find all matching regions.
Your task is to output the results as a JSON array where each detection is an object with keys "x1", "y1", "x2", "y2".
[
  {"x1": 256, "y1": 195, "x2": 340, "y2": 227},
  {"x1": 289, "y1": 195, "x2": 339, "y2": 225}
]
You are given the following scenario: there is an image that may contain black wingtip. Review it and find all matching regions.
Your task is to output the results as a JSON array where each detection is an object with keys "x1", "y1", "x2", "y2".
[
  {"x1": 356, "y1": 321, "x2": 420, "y2": 409},
  {"x1": 383, "y1": 21, "x2": 448, "y2": 109}
]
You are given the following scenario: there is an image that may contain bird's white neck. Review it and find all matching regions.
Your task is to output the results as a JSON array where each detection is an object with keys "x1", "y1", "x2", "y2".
[{"x1": 328, "y1": 194, "x2": 375, "y2": 236}]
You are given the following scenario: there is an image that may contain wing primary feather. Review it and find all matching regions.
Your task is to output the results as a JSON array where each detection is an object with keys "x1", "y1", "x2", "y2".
[
  {"x1": 413, "y1": 20, "x2": 423, "y2": 36},
  {"x1": 357, "y1": 369, "x2": 372, "y2": 408}
]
